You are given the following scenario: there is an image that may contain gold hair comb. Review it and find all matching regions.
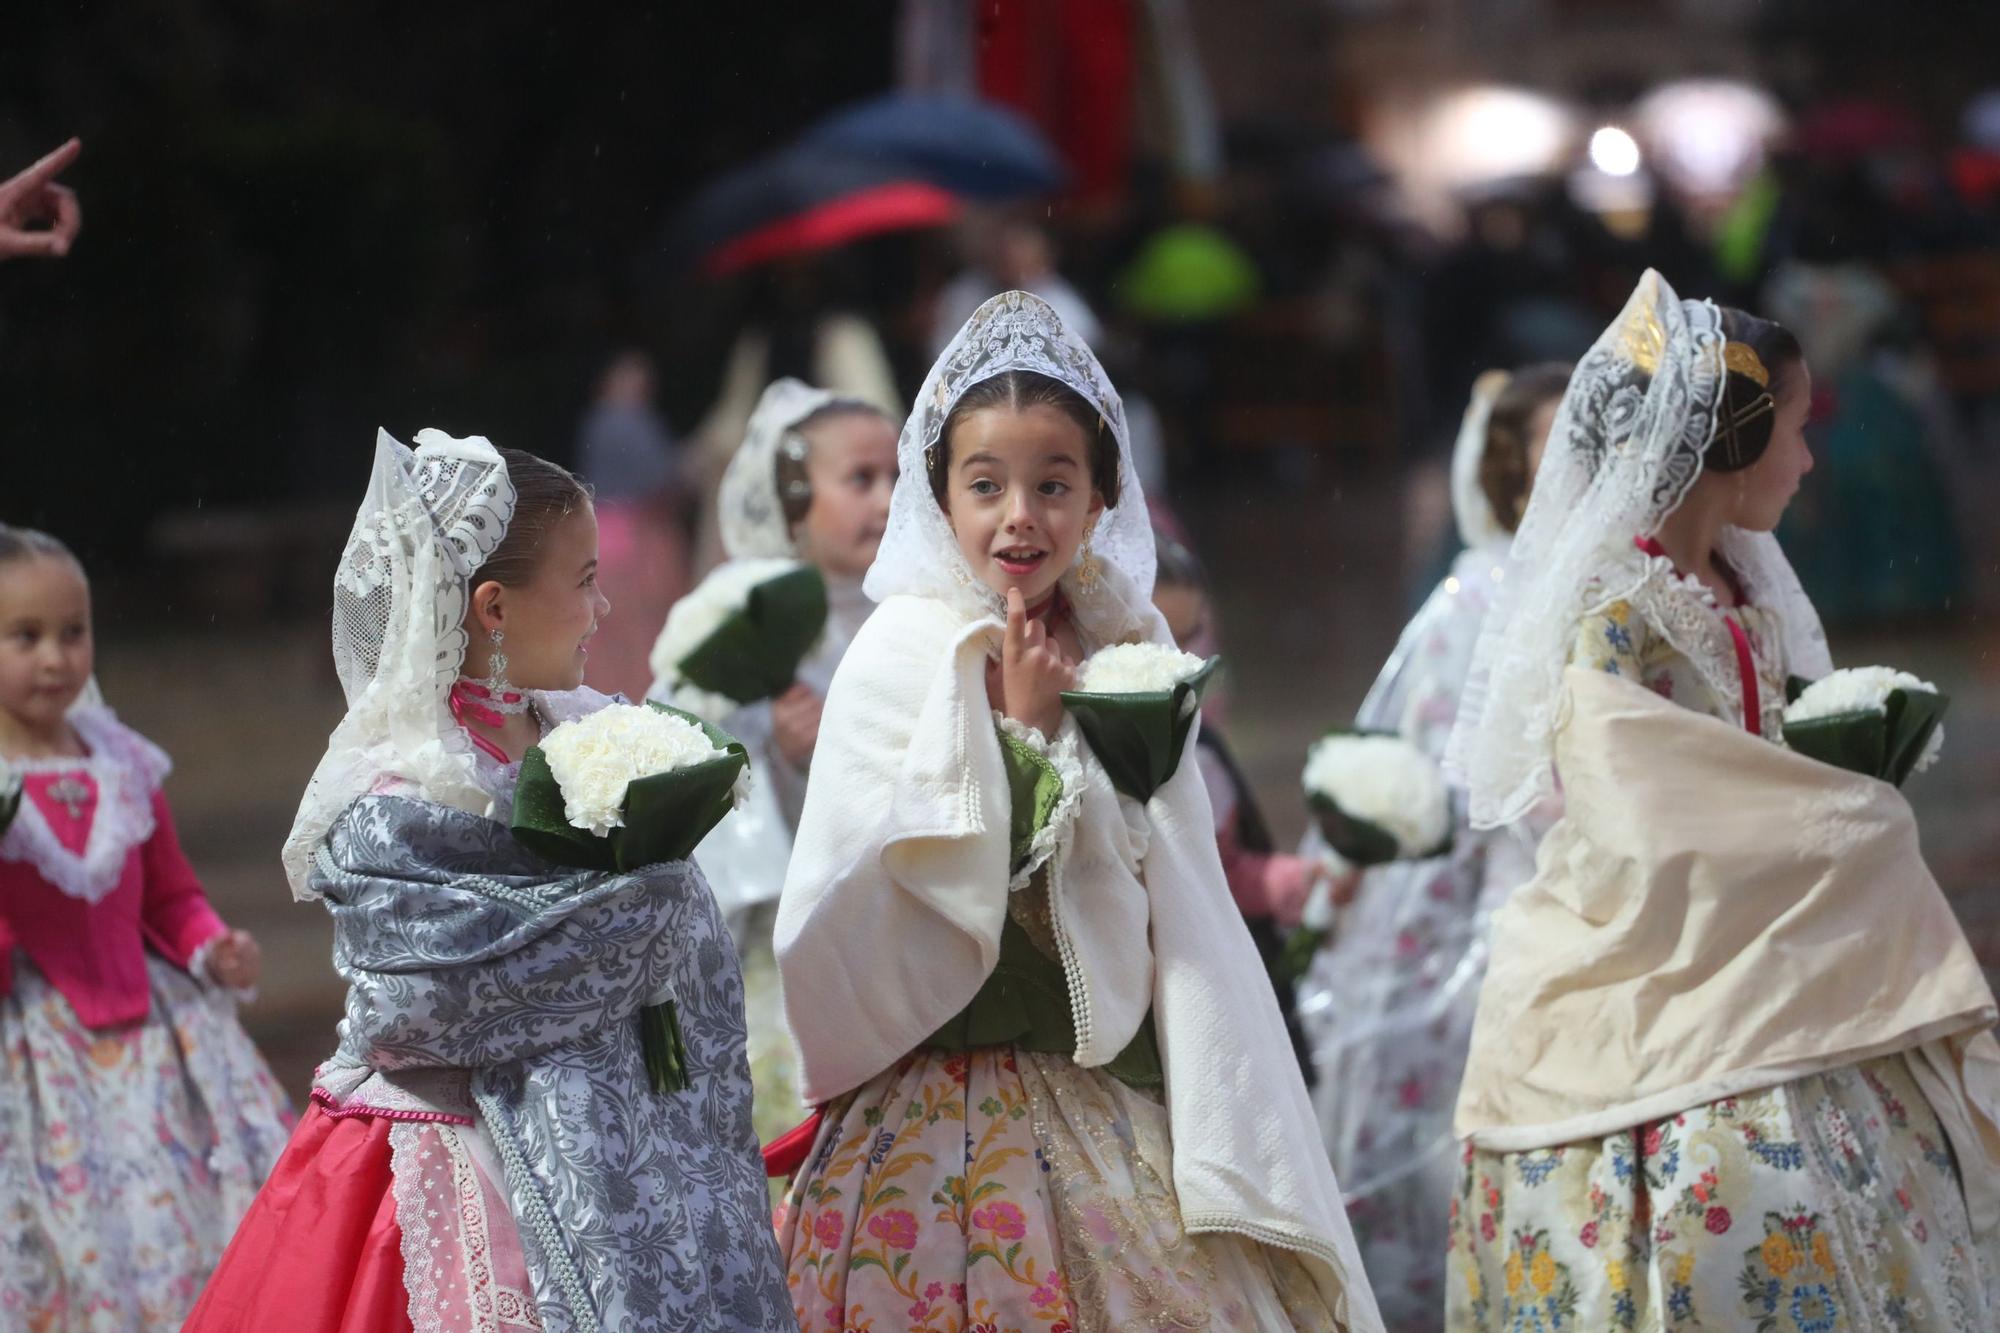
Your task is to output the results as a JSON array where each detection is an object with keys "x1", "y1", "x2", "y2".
[{"x1": 1723, "y1": 341, "x2": 1770, "y2": 387}]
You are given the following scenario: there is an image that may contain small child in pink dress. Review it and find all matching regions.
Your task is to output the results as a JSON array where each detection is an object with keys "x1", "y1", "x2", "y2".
[{"x1": 0, "y1": 524, "x2": 291, "y2": 1330}]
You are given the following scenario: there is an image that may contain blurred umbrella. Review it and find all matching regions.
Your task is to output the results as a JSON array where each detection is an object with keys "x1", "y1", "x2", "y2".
[
  {"x1": 674, "y1": 144, "x2": 961, "y2": 277},
  {"x1": 1115, "y1": 223, "x2": 1260, "y2": 323},
  {"x1": 797, "y1": 93, "x2": 1066, "y2": 201}
]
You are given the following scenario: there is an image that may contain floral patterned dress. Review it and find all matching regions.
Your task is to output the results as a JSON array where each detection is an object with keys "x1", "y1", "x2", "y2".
[
  {"x1": 1446, "y1": 558, "x2": 1996, "y2": 1331},
  {"x1": 0, "y1": 711, "x2": 293, "y2": 1330},
  {"x1": 777, "y1": 721, "x2": 1343, "y2": 1333}
]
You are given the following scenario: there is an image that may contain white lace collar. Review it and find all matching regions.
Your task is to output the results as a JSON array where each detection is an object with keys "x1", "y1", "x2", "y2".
[{"x1": 0, "y1": 707, "x2": 171, "y2": 904}]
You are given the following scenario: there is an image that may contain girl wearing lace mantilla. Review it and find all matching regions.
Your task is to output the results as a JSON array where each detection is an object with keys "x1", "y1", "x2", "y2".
[
  {"x1": 649, "y1": 379, "x2": 898, "y2": 1148},
  {"x1": 188, "y1": 432, "x2": 792, "y2": 1333},
  {"x1": 0, "y1": 525, "x2": 292, "y2": 1329},
  {"x1": 1443, "y1": 270, "x2": 2000, "y2": 1330},
  {"x1": 772, "y1": 291, "x2": 1381, "y2": 1332},
  {"x1": 1295, "y1": 363, "x2": 1568, "y2": 1331}
]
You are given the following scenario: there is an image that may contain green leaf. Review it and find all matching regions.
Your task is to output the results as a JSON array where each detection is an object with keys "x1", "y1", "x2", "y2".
[
  {"x1": 677, "y1": 564, "x2": 829, "y2": 703},
  {"x1": 1059, "y1": 656, "x2": 1221, "y2": 802}
]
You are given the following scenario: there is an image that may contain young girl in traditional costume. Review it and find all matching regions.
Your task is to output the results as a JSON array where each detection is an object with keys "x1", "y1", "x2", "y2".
[
  {"x1": 188, "y1": 430, "x2": 791, "y2": 1333},
  {"x1": 1444, "y1": 271, "x2": 2000, "y2": 1329},
  {"x1": 657, "y1": 381, "x2": 897, "y2": 1146},
  {"x1": 772, "y1": 292, "x2": 1381, "y2": 1331},
  {"x1": 0, "y1": 525, "x2": 291, "y2": 1329},
  {"x1": 1296, "y1": 364, "x2": 1568, "y2": 1329}
]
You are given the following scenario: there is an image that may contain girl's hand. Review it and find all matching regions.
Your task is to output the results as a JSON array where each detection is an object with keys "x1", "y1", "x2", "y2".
[
  {"x1": 206, "y1": 928, "x2": 262, "y2": 991},
  {"x1": 997, "y1": 587, "x2": 1075, "y2": 738},
  {"x1": 770, "y1": 683, "x2": 824, "y2": 770}
]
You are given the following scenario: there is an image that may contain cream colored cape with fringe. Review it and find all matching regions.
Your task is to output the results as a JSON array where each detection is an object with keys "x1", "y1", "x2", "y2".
[
  {"x1": 775, "y1": 592, "x2": 1381, "y2": 1330},
  {"x1": 1457, "y1": 667, "x2": 2000, "y2": 1251}
]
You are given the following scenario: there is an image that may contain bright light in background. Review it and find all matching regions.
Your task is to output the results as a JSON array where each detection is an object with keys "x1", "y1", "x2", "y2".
[
  {"x1": 1589, "y1": 126, "x2": 1642, "y2": 177},
  {"x1": 1423, "y1": 87, "x2": 1577, "y2": 187},
  {"x1": 1635, "y1": 80, "x2": 1786, "y2": 196}
]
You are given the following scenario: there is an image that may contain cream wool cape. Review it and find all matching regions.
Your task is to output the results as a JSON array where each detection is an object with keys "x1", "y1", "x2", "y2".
[
  {"x1": 775, "y1": 591, "x2": 1380, "y2": 1329},
  {"x1": 1457, "y1": 668, "x2": 2000, "y2": 1238}
]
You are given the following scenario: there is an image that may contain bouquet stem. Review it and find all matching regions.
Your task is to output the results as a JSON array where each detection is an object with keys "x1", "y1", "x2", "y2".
[{"x1": 639, "y1": 1000, "x2": 690, "y2": 1095}]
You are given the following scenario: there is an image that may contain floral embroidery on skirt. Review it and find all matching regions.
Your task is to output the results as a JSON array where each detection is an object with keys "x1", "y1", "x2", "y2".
[
  {"x1": 778, "y1": 1044, "x2": 1339, "y2": 1332},
  {"x1": 0, "y1": 953, "x2": 293, "y2": 1329},
  {"x1": 1448, "y1": 1053, "x2": 1995, "y2": 1331}
]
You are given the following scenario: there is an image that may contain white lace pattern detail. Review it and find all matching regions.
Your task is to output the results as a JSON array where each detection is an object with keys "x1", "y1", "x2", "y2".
[
  {"x1": 864, "y1": 290, "x2": 1169, "y2": 650},
  {"x1": 390, "y1": 1120, "x2": 542, "y2": 1333},
  {"x1": 0, "y1": 707, "x2": 170, "y2": 903},
  {"x1": 284, "y1": 430, "x2": 517, "y2": 897},
  {"x1": 1448, "y1": 269, "x2": 1831, "y2": 827}
]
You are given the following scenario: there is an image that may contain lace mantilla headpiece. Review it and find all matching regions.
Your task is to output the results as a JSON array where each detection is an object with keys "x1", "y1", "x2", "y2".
[
  {"x1": 1450, "y1": 369, "x2": 1513, "y2": 552},
  {"x1": 283, "y1": 429, "x2": 516, "y2": 897},
  {"x1": 718, "y1": 378, "x2": 880, "y2": 560},
  {"x1": 1446, "y1": 269, "x2": 1829, "y2": 828},
  {"x1": 864, "y1": 289, "x2": 1167, "y2": 647}
]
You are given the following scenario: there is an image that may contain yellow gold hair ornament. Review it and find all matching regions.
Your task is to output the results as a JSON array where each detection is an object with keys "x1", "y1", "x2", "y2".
[{"x1": 1722, "y1": 341, "x2": 1770, "y2": 387}]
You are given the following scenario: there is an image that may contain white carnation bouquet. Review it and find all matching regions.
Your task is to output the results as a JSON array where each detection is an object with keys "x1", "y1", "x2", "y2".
[
  {"x1": 1301, "y1": 730, "x2": 1453, "y2": 866},
  {"x1": 510, "y1": 702, "x2": 750, "y2": 873},
  {"x1": 647, "y1": 557, "x2": 827, "y2": 722},
  {"x1": 1782, "y1": 667, "x2": 1948, "y2": 787},
  {"x1": 1060, "y1": 643, "x2": 1220, "y2": 801}
]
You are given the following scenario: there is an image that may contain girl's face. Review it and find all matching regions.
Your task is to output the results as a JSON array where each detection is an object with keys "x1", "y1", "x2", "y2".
[
  {"x1": 0, "y1": 556, "x2": 92, "y2": 734},
  {"x1": 1727, "y1": 362, "x2": 1815, "y2": 533},
  {"x1": 943, "y1": 404, "x2": 1105, "y2": 606},
  {"x1": 793, "y1": 412, "x2": 898, "y2": 581},
  {"x1": 1523, "y1": 393, "x2": 1561, "y2": 480},
  {"x1": 471, "y1": 506, "x2": 610, "y2": 692}
]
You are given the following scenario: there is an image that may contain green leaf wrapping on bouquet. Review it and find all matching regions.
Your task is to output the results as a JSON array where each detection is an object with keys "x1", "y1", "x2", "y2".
[
  {"x1": 1274, "y1": 925, "x2": 1328, "y2": 989},
  {"x1": 1307, "y1": 795, "x2": 1404, "y2": 867},
  {"x1": 509, "y1": 703, "x2": 750, "y2": 873},
  {"x1": 676, "y1": 564, "x2": 829, "y2": 705},
  {"x1": 0, "y1": 787, "x2": 18, "y2": 842},
  {"x1": 639, "y1": 999, "x2": 690, "y2": 1095},
  {"x1": 1305, "y1": 726, "x2": 1453, "y2": 866},
  {"x1": 1783, "y1": 685, "x2": 1950, "y2": 788},
  {"x1": 1058, "y1": 656, "x2": 1221, "y2": 803},
  {"x1": 997, "y1": 726, "x2": 1065, "y2": 878}
]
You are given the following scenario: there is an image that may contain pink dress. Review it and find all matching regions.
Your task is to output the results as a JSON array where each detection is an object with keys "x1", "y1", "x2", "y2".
[{"x1": 0, "y1": 706, "x2": 292, "y2": 1330}]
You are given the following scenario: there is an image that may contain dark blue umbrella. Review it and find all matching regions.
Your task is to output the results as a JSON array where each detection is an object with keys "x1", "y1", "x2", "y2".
[
  {"x1": 797, "y1": 93, "x2": 1066, "y2": 201},
  {"x1": 672, "y1": 144, "x2": 961, "y2": 275}
]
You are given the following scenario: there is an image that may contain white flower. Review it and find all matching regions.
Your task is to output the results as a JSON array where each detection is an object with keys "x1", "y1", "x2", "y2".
[
  {"x1": 539, "y1": 704, "x2": 728, "y2": 837},
  {"x1": 1074, "y1": 642, "x2": 1207, "y2": 694},
  {"x1": 1786, "y1": 666, "x2": 1945, "y2": 774},
  {"x1": 657, "y1": 679, "x2": 743, "y2": 728},
  {"x1": 1301, "y1": 734, "x2": 1452, "y2": 858},
  {"x1": 647, "y1": 557, "x2": 807, "y2": 697}
]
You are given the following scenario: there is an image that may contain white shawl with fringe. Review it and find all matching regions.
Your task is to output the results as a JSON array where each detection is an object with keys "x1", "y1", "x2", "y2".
[{"x1": 775, "y1": 592, "x2": 1379, "y2": 1328}]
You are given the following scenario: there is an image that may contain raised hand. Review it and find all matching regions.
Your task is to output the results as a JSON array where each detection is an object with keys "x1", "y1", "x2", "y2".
[
  {"x1": 997, "y1": 586, "x2": 1075, "y2": 738},
  {"x1": 770, "y1": 682, "x2": 824, "y2": 770},
  {"x1": 0, "y1": 138, "x2": 82, "y2": 262},
  {"x1": 205, "y1": 927, "x2": 263, "y2": 991}
]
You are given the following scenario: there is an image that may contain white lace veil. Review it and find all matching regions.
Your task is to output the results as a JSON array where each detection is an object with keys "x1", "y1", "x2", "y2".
[
  {"x1": 1449, "y1": 369, "x2": 1512, "y2": 552},
  {"x1": 282, "y1": 429, "x2": 516, "y2": 898},
  {"x1": 718, "y1": 377, "x2": 879, "y2": 560},
  {"x1": 1446, "y1": 269, "x2": 1831, "y2": 830},
  {"x1": 864, "y1": 289, "x2": 1167, "y2": 648}
]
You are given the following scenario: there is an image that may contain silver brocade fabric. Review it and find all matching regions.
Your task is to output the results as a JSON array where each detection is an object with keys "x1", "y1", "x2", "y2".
[{"x1": 312, "y1": 794, "x2": 793, "y2": 1332}]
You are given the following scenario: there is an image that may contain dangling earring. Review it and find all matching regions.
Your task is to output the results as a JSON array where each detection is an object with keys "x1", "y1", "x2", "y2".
[
  {"x1": 467, "y1": 627, "x2": 528, "y2": 712},
  {"x1": 1077, "y1": 519, "x2": 1102, "y2": 594}
]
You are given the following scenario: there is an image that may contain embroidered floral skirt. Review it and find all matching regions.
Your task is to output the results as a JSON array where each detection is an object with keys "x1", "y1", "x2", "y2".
[
  {"x1": 0, "y1": 952, "x2": 293, "y2": 1330},
  {"x1": 777, "y1": 1044, "x2": 1340, "y2": 1332},
  {"x1": 1447, "y1": 1053, "x2": 1996, "y2": 1331}
]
